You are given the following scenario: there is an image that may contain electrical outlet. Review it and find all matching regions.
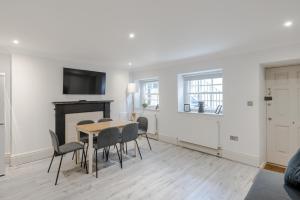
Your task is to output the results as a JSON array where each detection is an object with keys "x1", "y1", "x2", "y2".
[{"x1": 230, "y1": 135, "x2": 239, "y2": 141}]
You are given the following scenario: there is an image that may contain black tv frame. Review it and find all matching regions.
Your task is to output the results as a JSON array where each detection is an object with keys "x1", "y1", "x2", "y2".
[{"x1": 63, "y1": 67, "x2": 106, "y2": 95}]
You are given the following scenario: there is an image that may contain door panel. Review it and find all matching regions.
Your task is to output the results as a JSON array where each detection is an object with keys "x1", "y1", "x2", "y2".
[
  {"x1": 0, "y1": 75, "x2": 4, "y2": 124},
  {"x1": 266, "y1": 66, "x2": 298, "y2": 166},
  {"x1": 298, "y1": 89, "x2": 300, "y2": 120},
  {"x1": 274, "y1": 71, "x2": 289, "y2": 86},
  {"x1": 274, "y1": 125, "x2": 289, "y2": 153},
  {"x1": 297, "y1": 127, "x2": 300, "y2": 149},
  {"x1": 0, "y1": 74, "x2": 5, "y2": 175},
  {"x1": 273, "y1": 89, "x2": 290, "y2": 118}
]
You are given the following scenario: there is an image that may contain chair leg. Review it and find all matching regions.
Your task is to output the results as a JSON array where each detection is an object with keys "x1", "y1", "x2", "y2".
[
  {"x1": 120, "y1": 143, "x2": 123, "y2": 168},
  {"x1": 95, "y1": 149, "x2": 98, "y2": 178},
  {"x1": 47, "y1": 153, "x2": 55, "y2": 173},
  {"x1": 122, "y1": 144, "x2": 126, "y2": 153},
  {"x1": 82, "y1": 148, "x2": 88, "y2": 174},
  {"x1": 55, "y1": 155, "x2": 63, "y2": 185},
  {"x1": 115, "y1": 144, "x2": 122, "y2": 168},
  {"x1": 102, "y1": 148, "x2": 105, "y2": 159},
  {"x1": 105, "y1": 146, "x2": 110, "y2": 162},
  {"x1": 81, "y1": 148, "x2": 84, "y2": 167},
  {"x1": 145, "y1": 134, "x2": 152, "y2": 150},
  {"x1": 74, "y1": 151, "x2": 78, "y2": 164},
  {"x1": 72, "y1": 151, "x2": 75, "y2": 160},
  {"x1": 126, "y1": 143, "x2": 128, "y2": 154},
  {"x1": 83, "y1": 143, "x2": 89, "y2": 168},
  {"x1": 135, "y1": 140, "x2": 142, "y2": 160}
]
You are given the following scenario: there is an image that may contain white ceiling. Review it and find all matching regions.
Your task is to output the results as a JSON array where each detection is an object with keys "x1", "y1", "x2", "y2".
[{"x1": 0, "y1": 0, "x2": 299, "y2": 68}]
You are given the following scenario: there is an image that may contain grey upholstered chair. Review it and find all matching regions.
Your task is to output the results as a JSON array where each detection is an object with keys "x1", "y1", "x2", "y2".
[
  {"x1": 120, "y1": 123, "x2": 142, "y2": 167},
  {"x1": 93, "y1": 127, "x2": 121, "y2": 178},
  {"x1": 97, "y1": 118, "x2": 113, "y2": 123},
  {"x1": 97, "y1": 118, "x2": 113, "y2": 159},
  {"x1": 72, "y1": 120, "x2": 95, "y2": 165},
  {"x1": 78, "y1": 120, "x2": 96, "y2": 143},
  {"x1": 48, "y1": 130, "x2": 87, "y2": 185},
  {"x1": 137, "y1": 117, "x2": 152, "y2": 150}
]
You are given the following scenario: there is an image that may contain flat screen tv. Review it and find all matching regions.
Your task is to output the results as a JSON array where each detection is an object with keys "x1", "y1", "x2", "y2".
[{"x1": 63, "y1": 68, "x2": 106, "y2": 94}]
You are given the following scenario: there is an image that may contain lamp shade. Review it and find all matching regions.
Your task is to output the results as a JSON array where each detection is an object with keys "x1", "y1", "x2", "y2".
[{"x1": 127, "y1": 83, "x2": 136, "y2": 93}]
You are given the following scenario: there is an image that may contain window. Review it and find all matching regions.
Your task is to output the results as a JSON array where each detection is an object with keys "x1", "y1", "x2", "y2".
[
  {"x1": 182, "y1": 69, "x2": 223, "y2": 113},
  {"x1": 141, "y1": 80, "x2": 159, "y2": 109}
]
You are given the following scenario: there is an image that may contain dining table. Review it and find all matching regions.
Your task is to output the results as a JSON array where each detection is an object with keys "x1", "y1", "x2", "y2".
[{"x1": 76, "y1": 120, "x2": 137, "y2": 174}]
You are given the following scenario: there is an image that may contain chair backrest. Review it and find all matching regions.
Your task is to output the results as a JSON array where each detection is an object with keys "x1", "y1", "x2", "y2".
[
  {"x1": 121, "y1": 123, "x2": 138, "y2": 143},
  {"x1": 98, "y1": 118, "x2": 113, "y2": 123},
  {"x1": 77, "y1": 120, "x2": 95, "y2": 125},
  {"x1": 137, "y1": 117, "x2": 148, "y2": 132},
  {"x1": 96, "y1": 127, "x2": 120, "y2": 149},
  {"x1": 49, "y1": 129, "x2": 60, "y2": 154}
]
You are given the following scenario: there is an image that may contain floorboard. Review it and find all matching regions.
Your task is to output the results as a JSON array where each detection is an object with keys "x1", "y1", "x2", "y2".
[{"x1": 0, "y1": 139, "x2": 258, "y2": 200}]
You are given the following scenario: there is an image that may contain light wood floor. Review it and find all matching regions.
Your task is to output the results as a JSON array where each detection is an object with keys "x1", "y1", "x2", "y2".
[{"x1": 0, "y1": 139, "x2": 258, "y2": 200}]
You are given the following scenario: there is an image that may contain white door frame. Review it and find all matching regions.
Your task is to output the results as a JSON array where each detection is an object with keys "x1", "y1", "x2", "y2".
[
  {"x1": 265, "y1": 65, "x2": 300, "y2": 166},
  {"x1": 0, "y1": 73, "x2": 5, "y2": 175}
]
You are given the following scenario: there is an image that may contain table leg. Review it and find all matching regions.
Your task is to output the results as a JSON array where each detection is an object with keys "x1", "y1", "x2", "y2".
[
  {"x1": 88, "y1": 134, "x2": 93, "y2": 174},
  {"x1": 76, "y1": 130, "x2": 81, "y2": 164}
]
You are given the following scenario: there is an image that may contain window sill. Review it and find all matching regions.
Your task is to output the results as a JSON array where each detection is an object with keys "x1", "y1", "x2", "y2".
[
  {"x1": 143, "y1": 108, "x2": 160, "y2": 112},
  {"x1": 178, "y1": 111, "x2": 223, "y2": 117},
  {"x1": 137, "y1": 108, "x2": 160, "y2": 112}
]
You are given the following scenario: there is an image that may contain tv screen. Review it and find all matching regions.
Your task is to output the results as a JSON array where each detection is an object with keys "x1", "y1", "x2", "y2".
[{"x1": 63, "y1": 68, "x2": 106, "y2": 94}]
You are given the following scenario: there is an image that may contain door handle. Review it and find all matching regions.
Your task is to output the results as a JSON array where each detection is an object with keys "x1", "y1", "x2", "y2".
[
  {"x1": 0, "y1": 123, "x2": 4, "y2": 125},
  {"x1": 292, "y1": 121, "x2": 295, "y2": 125},
  {"x1": 268, "y1": 117, "x2": 272, "y2": 121}
]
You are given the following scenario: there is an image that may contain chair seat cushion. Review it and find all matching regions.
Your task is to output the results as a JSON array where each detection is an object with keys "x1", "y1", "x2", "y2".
[{"x1": 59, "y1": 142, "x2": 84, "y2": 154}]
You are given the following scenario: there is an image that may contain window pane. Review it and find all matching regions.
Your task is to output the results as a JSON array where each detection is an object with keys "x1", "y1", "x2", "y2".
[
  {"x1": 184, "y1": 75, "x2": 223, "y2": 113},
  {"x1": 188, "y1": 94, "x2": 199, "y2": 109},
  {"x1": 213, "y1": 78, "x2": 222, "y2": 85},
  {"x1": 212, "y1": 84, "x2": 222, "y2": 92},
  {"x1": 142, "y1": 81, "x2": 159, "y2": 107}
]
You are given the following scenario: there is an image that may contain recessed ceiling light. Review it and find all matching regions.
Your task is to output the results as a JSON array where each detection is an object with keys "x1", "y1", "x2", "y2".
[
  {"x1": 129, "y1": 33, "x2": 135, "y2": 39},
  {"x1": 12, "y1": 40, "x2": 19, "y2": 44},
  {"x1": 128, "y1": 62, "x2": 133, "y2": 66},
  {"x1": 284, "y1": 21, "x2": 293, "y2": 27}
]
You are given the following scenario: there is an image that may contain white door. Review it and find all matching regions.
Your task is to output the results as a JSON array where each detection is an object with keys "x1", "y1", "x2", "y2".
[
  {"x1": 0, "y1": 74, "x2": 5, "y2": 175},
  {"x1": 266, "y1": 66, "x2": 300, "y2": 166}
]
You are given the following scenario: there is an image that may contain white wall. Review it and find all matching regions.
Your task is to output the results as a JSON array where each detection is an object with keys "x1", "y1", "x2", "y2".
[
  {"x1": 0, "y1": 53, "x2": 11, "y2": 156},
  {"x1": 131, "y1": 43, "x2": 300, "y2": 166},
  {"x1": 10, "y1": 54, "x2": 129, "y2": 158}
]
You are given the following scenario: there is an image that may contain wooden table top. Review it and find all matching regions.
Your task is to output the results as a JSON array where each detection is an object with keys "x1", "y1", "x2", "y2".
[{"x1": 76, "y1": 120, "x2": 137, "y2": 134}]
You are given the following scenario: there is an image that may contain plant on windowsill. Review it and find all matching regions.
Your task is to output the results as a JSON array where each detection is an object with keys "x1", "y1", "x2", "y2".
[{"x1": 142, "y1": 103, "x2": 148, "y2": 112}]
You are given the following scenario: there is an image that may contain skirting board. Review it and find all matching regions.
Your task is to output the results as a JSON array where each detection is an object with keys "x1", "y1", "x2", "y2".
[
  {"x1": 221, "y1": 150, "x2": 260, "y2": 167},
  {"x1": 9, "y1": 148, "x2": 52, "y2": 166},
  {"x1": 158, "y1": 134, "x2": 219, "y2": 156},
  {"x1": 178, "y1": 140, "x2": 220, "y2": 157},
  {"x1": 158, "y1": 133, "x2": 260, "y2": 167},
  {"x1": 158, "y1": 134, "x2": 178, "y2": 145},
  {"x1": 145, "y1": 133, "x2": 159, "y2": 140},
  {"x1": 5, "y1": 153, "x2": 10, "y2": 165}
]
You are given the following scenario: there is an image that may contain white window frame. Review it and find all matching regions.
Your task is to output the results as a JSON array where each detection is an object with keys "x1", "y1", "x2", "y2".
[
  {"x1": 183, "y1": 69, "x2": 223, "y2": 114},
  {"x1": 140, "y1": 79, "x2": 159, "y2": 110}
]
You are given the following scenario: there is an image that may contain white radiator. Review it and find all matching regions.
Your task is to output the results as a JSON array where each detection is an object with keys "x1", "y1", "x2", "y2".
[{"x1": 173, "y1": 115, "x2": 221, "y2": 150}]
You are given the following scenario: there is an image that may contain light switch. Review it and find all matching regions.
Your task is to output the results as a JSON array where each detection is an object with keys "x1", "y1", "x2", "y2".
[{"x1": 247, "y1": 101, "x2": 253, "y2": 106}]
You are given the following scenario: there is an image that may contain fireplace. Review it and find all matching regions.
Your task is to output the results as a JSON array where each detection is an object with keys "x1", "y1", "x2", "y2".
[{"x1": 53, "y1": 100, "x2": 113, "y2": 145}]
